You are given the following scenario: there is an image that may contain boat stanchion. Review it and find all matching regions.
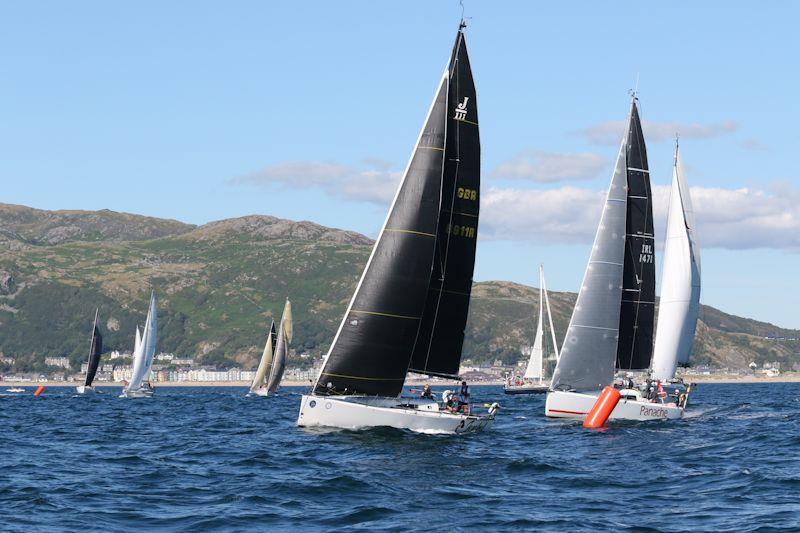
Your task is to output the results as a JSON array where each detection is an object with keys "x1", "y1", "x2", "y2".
[
  {"x1": 34, "y1": 385, "x2": 45, "y2": 397},
  {"x1": 583, "y1": 386, "x2": 621, "y2": 428}
]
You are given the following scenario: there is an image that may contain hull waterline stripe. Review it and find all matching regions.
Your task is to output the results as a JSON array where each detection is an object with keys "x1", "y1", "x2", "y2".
[{"x1": 549, "y1": 408, "x2": 588, "y2": 415}]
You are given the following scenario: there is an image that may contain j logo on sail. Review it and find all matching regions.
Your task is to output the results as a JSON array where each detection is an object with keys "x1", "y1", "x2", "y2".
[{"x1": 454, "y1": 97, "x2": 469, "y2": 120}]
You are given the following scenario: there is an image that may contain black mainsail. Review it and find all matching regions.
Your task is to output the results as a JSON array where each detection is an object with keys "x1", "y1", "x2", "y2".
[
  {"x1": 84, "y1": 309, "x2": 103, "y2": 387},
  {"x1": 314, "y1": 25, "x2": 477, "y2": 397},
  {"x1": 616, "y1": 99, "x2": 656, "y2": 370},
  {"x1": 408, "y1": 28, "x2": 480, "y2": 378}
]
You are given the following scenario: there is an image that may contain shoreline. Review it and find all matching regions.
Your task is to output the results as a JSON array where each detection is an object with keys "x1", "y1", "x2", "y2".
[{"x1": 2, "y1": 374, "x2": 799, "y2": 388}]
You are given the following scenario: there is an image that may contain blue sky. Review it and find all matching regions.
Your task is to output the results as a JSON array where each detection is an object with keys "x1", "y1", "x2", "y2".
[{"x1": 2, "y1": 1, "x2": 798, "y2": 328}]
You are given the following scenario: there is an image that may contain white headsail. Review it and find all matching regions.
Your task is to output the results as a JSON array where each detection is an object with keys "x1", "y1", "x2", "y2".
[
  {"x1": 127, "y1": 292, "x2": 157, "y2": 391},
  {"x1": 523, "y1": 267, "x2": 545, "y2": 380},
  {"x1": 652, "y1": 142, "x2": 701, "y2": 381}
]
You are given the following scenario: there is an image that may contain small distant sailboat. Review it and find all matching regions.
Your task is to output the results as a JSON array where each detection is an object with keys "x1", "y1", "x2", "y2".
[
  {"x1": 120, "y1": 292, "x2": 157, "y2": 398},
  {"x1": 297, "y1": 21, "x2": 498, "y2": 434},
  {"x1": 546, "y1": 96, "x2": 688, "y2": 421},
  {"x1": 651, "y1": 140, "x2": 701, "y2": 382},
  {"x1": 76, "y1": 309, "x2": 103, "y2": 395},
  {"x1": 249, "y1": 299, "x2": 293, "y2": 396},
  {"x1": 504, "y1": 265, "x2": 560, "y2": 394}
]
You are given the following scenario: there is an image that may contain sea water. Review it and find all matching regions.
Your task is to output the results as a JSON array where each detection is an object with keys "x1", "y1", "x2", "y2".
[{"x1": 1, "y1": 384, "x2": 798, "y2": 530}]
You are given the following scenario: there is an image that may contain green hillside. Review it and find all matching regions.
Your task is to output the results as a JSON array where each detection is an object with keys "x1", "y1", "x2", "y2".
[{"x1": 0, "y1": 203, "x2": 797, "y2": 373}]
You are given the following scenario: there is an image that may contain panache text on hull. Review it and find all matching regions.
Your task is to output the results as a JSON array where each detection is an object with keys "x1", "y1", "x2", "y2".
[{"x1": 545, "y1": 390, "x2": 684, "y2": 421}]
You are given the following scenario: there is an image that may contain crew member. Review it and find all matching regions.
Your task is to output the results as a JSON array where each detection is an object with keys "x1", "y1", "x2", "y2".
[
  {"x1": 458, "y1": 381, "x2": 470, "y2": 413},
  {"x1": 420, "y1": 384, "x2": 434, "y2": 400}
]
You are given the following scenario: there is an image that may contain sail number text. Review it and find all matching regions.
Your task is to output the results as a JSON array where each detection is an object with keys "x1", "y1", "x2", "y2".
[
  {"x1": 446, "y1": 224, "x2": 475, "y2": 238},
  {"x1": 639, "y1": 243, "x2": 653, "y2": 264},
  {"x1": 457, "y1": 187, "x2": 477, "y2": 201}
]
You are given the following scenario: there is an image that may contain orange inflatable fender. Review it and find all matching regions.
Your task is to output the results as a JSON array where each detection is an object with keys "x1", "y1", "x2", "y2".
[
  {"x1": 34, "y1": 385, "x2": 45, "y2": 397},
  {"x1": 583, "y1": 386, "x2": 621, "y2": 428}
]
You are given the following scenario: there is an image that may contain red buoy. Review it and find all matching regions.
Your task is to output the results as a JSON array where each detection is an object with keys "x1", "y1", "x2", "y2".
[
  {"x1": 34, "y1": 385, "x2": 45, "y2": 397},
  {"x1": 583, "y1": 386, "x2": 621, "y2": 428}
]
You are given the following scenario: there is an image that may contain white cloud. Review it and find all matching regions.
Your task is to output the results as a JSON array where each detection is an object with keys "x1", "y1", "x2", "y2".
[
  {"x1": 579, "y1": 120, "x2": 738, "y2": 146},
  {"x1": 233, "y1": 161, "x2": 400, "y2": 205},
  {"x1": 491, "y1": 150, "x2": 607, "y2": 182},
  {"x1": 482, "y1": 183, "x2": 800, "y2": 251},
  {"x1": 232, "y1": 159, "x2": 800, "y2": 252}
]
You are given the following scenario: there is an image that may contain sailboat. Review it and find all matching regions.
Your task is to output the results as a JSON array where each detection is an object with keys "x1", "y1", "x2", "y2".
[
  {"x1": 297, "y1": 22, "x2": 499, "y2": 434},
  {"x1": 545, "y1": 96, "x2": 686, "y2": 421},
  {"x1": 249, "y1": 299, "x2": 293, "y2": 396},
  {"x1": 651, "y1": 140, "x2": 701, "y2": 382},
  {"x1": 120, "y1": 292, "x2": 157, "y2": 398},
  {"x1": 504, "y1": 265, "x2": 560, "y2": 394},
  {"x1": 76, "y1": 309, "x2": 103, "y2": 394}
]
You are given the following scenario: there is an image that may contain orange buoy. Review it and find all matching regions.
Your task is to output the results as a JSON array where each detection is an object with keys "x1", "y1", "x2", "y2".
[
  {"x1": 34, "y1": 385, "x2": 45, "y2": 397},
  {"x1": 583, "y1": 386, "x2": 621, "y2": 428}
]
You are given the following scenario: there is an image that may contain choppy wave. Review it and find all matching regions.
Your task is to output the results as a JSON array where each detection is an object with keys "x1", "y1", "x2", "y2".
[{"x1": 1, "y1": 383, "x2": 798, "y2": 530}]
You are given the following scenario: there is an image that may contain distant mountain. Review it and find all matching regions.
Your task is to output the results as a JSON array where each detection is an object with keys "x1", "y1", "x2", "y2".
[{"x1": 0, "y1": 204, "x2": 797, "y2": 373}]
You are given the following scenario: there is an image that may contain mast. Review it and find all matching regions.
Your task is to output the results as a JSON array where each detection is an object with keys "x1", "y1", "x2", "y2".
[
  {"x1": 408, "y1": 23, "x2": 480, "y2": 378},
  {"x1": 312, "y1": 37, "x2": 451, "y2": 397},
  {"x1": 616, "y1": 97, "x2": 656, "y2": 370},
  {"x1": 551, "y1": 124, "x2": 629, "y2": 392},
  {"x1": 651, "y1": 141, "x2": 701, "y2": 380},
  {"x1": 84, "y1": 309, "x2": 103, "y2": 387}
]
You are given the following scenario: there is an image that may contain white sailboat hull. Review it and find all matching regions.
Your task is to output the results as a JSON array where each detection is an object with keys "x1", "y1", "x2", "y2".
[
  {"x1": 248, "y1": 388, "x2": 271, "y2": 397},
  {"x1": 504, "y1": 382, "x2": 550, "y2": 394},
  {"x1": 297, "y1": 395, "x2": 496, "y2": 434},
  {"x1": 119, "y1": 388, "x2": 154, "y2": 399},
  {"x1": 75, "y1": 386, "x2": 97, "y2": 395},
  {"x1": 545, "y1": 390, "x2": 684, "y2": 421}
]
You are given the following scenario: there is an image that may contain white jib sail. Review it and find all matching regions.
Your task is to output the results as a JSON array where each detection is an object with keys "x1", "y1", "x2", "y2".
[
  {"x1": 128, "y1": 326, "x2": 146, "y2": 391},
  {"x1": 128, "y1": 292, "x2": 157, "y2": 390},
  {"x1": 524, "y1": 266, "x2": 545, "y2": 380},
  {"x1": 652, "y1": 143, "x2": 701, "y2": 381}
]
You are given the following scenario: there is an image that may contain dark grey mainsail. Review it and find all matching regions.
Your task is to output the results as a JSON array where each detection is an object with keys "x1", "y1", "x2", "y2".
[
  {"x1": 84, "y1": 309, "x2": 103, "y2": 387},
  {"x1": 314, "y1": 25, "x2": 476, "y2": 397},
  {"x1": 551, "y1": 138, "x2": 628, "y2": 392},
  {"x1": 616, "y1": 99, "x2": 655, "y2": 370},
  {"x1": 409, "y1": 28, "x2": 480, "y2": 378}
]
